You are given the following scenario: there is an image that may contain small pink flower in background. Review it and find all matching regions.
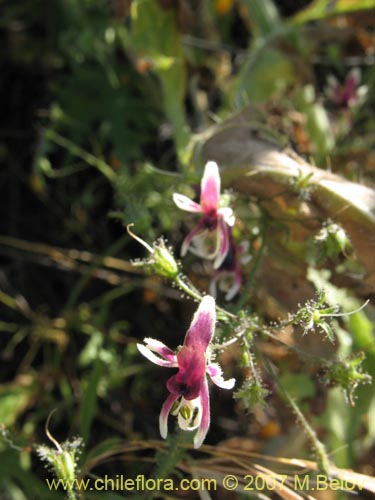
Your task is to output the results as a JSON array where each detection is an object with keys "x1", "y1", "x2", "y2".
[
  {"x1": 173, "y1": 161, "x2": 235, "y2": 269},
  {"x1": 210, "y1": 232, "x2": 251, "y2": 301},
  {"x1": 137, "y1": 296, "x2": 235, "y2": 448},
  {"x1": 325, "y1": 68, "x2": 368, "y2": 109}
]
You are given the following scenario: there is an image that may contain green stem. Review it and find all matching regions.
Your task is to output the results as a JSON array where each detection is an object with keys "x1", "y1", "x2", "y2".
[
  {"x1": 174, "y1": 274, "x2": 236, "y2": 319},
  {"x1": 147, "y1": 431, "x2": 190, "y2": 500},
  {"x1": 284, "y1": 392, "x2": 331, "y2": 475},
  {"x1": 175, "y1": 274, "x2": 203, "y2": 302},
  {"x1": 46, "y1": 130, "x2": 116, "y2": 183},
  {"x1": 64, "y1": 236, "x2": 128, "y2": 311}
]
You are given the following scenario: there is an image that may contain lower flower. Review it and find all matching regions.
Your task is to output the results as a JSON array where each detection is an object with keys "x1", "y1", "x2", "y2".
[{"x1": 137, "y1": 296, "x2": 235, "y2": 448}]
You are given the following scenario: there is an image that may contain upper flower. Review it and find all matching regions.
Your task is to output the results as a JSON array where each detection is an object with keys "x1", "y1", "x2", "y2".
[
  {"x1": 137, "y1": 295, "x2": 235, "y2": 448},
  {"x1": 173, "y1": 161, "x2": 235, "y2": 269}
]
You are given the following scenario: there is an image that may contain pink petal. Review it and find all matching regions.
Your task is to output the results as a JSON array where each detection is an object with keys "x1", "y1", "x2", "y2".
[
  {"x1": 143, "y1": 338, "x2": 177, "y2": 362},
  {"x1": 207, "y1": 363, "x2": 235, "y2": 389},
  {"x1": 166, "y1": 344, "x2": 207, "y2": 400},
  {"x1": 159, "y1": 393, "x2": 179, "y2": 439},
  {"x1": 137, "y1": 342, "x2": 177, "y2": 367},
  {"x1": 184, "y1": 296, "x2": 216, "y2": 350},
  {"x1": 200, "y1": 161, "x2": 220, "y2": 214},
  {"x1": 194, "y1": 377, "x2": 210, "y2": 448},
  {"x1": 173, "y1": 193, "x2": 202, "y2": 213},
  {"x1": 213, "y1": 219, "x2": 230, "y2": 269}
]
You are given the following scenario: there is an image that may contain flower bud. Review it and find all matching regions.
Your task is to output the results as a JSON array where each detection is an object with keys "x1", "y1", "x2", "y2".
[
  {"x1": 152, "y1": 239, "x2": 179, "y2": 279},
  {"x1": 127, "y1": 224, "x2": 179, "y2": 279},
  {"x1": 37, "y1": 437, "x2": 83, "y2": 484}
]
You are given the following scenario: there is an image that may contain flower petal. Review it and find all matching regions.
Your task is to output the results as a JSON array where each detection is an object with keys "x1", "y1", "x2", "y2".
[
  {"x1": 209, "y1": 274, "x2": 218, "y2": 298},
  {"x1": 167, "y1": 345, "x2": 207, "y2": 400},
  {"x1": 347, "y1": 67, "x2": 361, "y2": 87},
  {"x1": 173, "y1": 193, "x2": 202, "y2": 213},
  {"x1": 224, "y1": 269, "x2": 242, "y2": 301},
  {"x1": 143, "y1": 338, "x2": 177, "y2": 362},
  {"x1": 137, "y1": 342, "x2": 177, "y2": 367},
  {"x1": 218, "y1": 207, "x2": 235, "y2": 227},
  {"x1": 184, "y1": 295, "x2": 216, "y2": 349},
  {"x1": 193, "y1": 377, "x2": 210, "y2": 449},
  {"x1": 180, "y1": 226, "x2": 204, "y2": 257},
  {"x1": 187, "y1": 229, "x2": 219, "y2": 260},
  {"x1": 210, "y1": 269, "x2": 241, "y2": 301},
  {"x1": 207, "y1": 363, "x2": 235, "y2": 389},
  {"x1": 200, "y1": 161, "x2": 220, "y2": 214},
  {"x1": 177, "y1": 397, "x2": 202, "y2": 431},
  {"x1": 159, "y1": 393, "x2": 179, "y2": 439},
  {"x1": 213, "y1": 218, "x2": 230, "y2": 269}
]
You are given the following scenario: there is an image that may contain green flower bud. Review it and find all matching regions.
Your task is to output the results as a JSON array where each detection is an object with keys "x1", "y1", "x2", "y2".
[
  {"x1": 325, "y1": 352, "x2": 372, "y2": 406},
  {"x1": 37, "y1": 437, "x2": 83, "y2": 489},
  {"x1": 314, "y1": 220, "x2": 351, "y2": 260},
  {"x1": 127, "y1": 225, "x2": 179, "y2": 279},
  {"x1": 152, "y1": 239, "x2": 179, "y2": 279}
]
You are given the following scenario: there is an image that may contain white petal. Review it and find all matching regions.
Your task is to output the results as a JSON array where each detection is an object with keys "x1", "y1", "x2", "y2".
[
  {"x1": 187, "y1": 230, "x2": 219, "y2": 260},
  {"x1": 224, "y1": 280, "x2": 241, "y2": 302},
  {"x1": 143, "y1": 338, "x2": 176, "y2": 359},
  {"x1": 213, "y1": 219, "x2": 230, "y2": 269},
  {"x1": 177, "y1": 398, "x2": 202, "y2": 431},
  {"x1": 159, "y1": 393, "x2": 179, "y2": 439},
  {"x1": 209, "y1": 275, "x2": 218, "y2": 298},
  {"x1": 173, "y1": 193, "x2": 202, "y2": 213},
  {"x1": 207, "y1": 363, "x2": 235, "y2": 389},
  {"x1": 218, "y1": 207, "x2": 235, "y2": 226},
  {"x1": 137, "y1": 343, "x2": 177, "y2": 367}
]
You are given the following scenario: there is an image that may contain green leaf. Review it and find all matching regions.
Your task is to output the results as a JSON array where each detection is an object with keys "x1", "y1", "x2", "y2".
[
  {"x1": 349, "y1": 311, "x2": 375, "y2": 357},
  {"x1": 295, "y1": 85, "x2": 335, "y2": 162},
  {"x1": 130, "y1": 0, "x2": 190, "y2": 162},
  {"x1": 240, "y1": 0, "x2": 281, "y2": 37},
  {"x1": 319, "y1": 321, "x2": 335, "y2": 343},
  {"x1": 152, "y1": 431, "x2": 191, "y2": 482},
  {"x1": 0, "y1": 378, "x2": 38, "y2": 427},
  {"x1": 235, "y1": 48, "x2": 294, "y2": 104},
  {"x1": 79, "y1": 359, "x2": 102, "y2": 443},
  {"x1": 84, "y1": 438, "x2": 122, "y2": 464},
  {"x1": 293, "y1": 0, "x2": 375, "y2": 24},
  {"x1": 0, "y1": 450, "x2": 64, "y2": 500}
]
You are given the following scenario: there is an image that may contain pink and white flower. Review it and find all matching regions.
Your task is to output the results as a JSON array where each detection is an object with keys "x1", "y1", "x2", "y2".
[
  {"x1": 173, "y1": 161, "x2": 235, "y2": 269},
  {"x1": 210, "y1": 233, "x2": 251, "y2": 301},
  {"x1": 137, "y1": 295, "x2": 235, "y2": 448},
  {"x1": 325, "y1": 68, "x2": 368, "y2": 109}
]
